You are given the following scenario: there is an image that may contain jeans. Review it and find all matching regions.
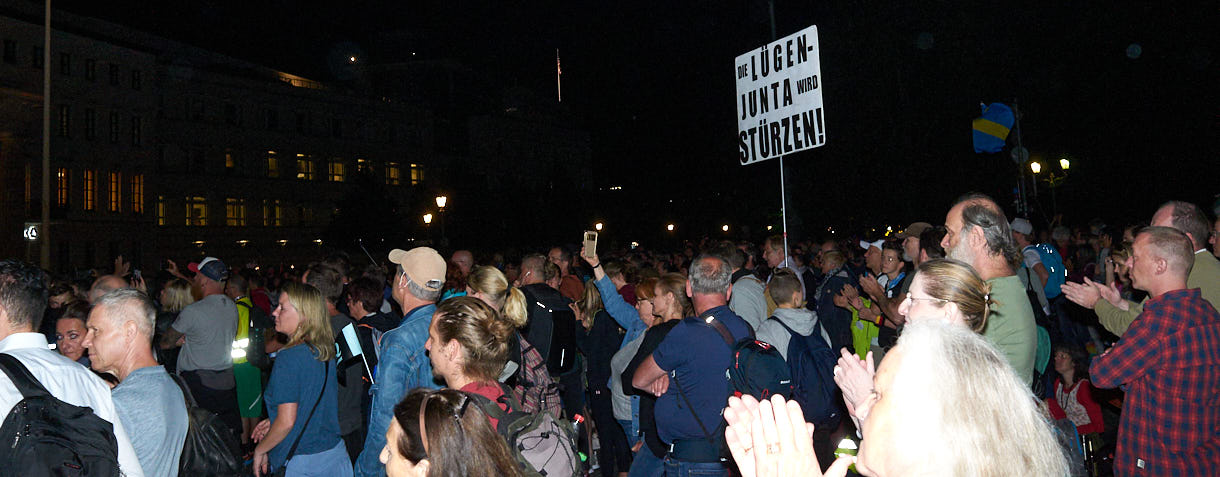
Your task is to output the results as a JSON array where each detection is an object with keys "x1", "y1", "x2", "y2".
[
  {"x1": 627, "y1": 448, "x2": 665, "y2": 477},
  {"x1": 619, "y1": 419, "x2": 639, "y2": 448},
  {"x1": 662, "y1": 456, "x2": 728, "y2": 477}
]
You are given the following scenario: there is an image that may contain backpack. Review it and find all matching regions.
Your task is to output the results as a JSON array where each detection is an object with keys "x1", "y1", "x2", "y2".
[
  {"x1": 0, "y1": 353, "x2": 121, "y2": 477},
  {"x1": 470, "y1": 383, "x2": 581, "y2": 477},
  {"x1": 503, "y1": 334, "x2": 564, "y2": 418},
  {"x1": 520, "y1": 286, "x2": 580, "y2": 376},
  {"x1": 236, "y1": 301, "x2": 272, "y2": 370},
  {"x1": 700, "y1": 313, "x2": 793, "y2": 401},
  {"x1": 1031, "y1": 244, "x2": 1067, "y2": 299},
  {"x1": 769, "y1": 317, "x2": 840, "y2": 429},
  {"x1": 170, "y1": 374, "x2": 243, "y2": 476}
]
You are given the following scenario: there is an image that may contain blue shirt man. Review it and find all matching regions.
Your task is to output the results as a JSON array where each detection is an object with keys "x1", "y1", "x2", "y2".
[
  {"x1": 632, "y1": 255, "x2": 750, "y2": 477},
  {"x1": 355, "y1": 248, "x2": 446, "y2": 477}
]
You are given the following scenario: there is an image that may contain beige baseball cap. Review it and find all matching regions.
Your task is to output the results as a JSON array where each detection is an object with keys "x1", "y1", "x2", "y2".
[{"x1": 388, "y1": 247, "x2": 446, "y2": 292}]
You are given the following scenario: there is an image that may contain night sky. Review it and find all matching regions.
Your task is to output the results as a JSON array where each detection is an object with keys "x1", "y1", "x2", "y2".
[{"x1": 57, "y1": 0, "x2": 1217, "y2": 240}]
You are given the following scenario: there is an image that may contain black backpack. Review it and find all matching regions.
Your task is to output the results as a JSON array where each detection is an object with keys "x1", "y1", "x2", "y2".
[
  {"x1": 469, "y1": 383, "x2": 581, "y2": 477},
  {"x1": 237, "y1": 301, "x2": 273, "y2": 370},
  {"x1": 769, "y1": 317, "x2": 840, "y2": 430},
  {"x1": 699, "y1": 314, "x2": 793, "y2": 401},
  {"x1": 171, "y1": 375, "x2": 243, "y2": 476},
  {"x1": 0, "y1": 353, "x2": 121, "y2": 477},
  {"x1": 520, "y1": 285, "x2": 579, "y2": 376}
]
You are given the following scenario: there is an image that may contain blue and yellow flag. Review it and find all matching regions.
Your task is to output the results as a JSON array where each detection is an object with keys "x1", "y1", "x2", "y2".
[{"x1": 972, "y1": 102, "x2": 1014, "y2": 153}]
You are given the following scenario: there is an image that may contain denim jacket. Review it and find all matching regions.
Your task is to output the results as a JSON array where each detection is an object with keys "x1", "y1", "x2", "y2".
[
  {"x1": 354, "y1": 304, "x2": 438, "y2": 477},
  {"x1": 594, "y1": 275, "x2": 646, "y2": 347}
]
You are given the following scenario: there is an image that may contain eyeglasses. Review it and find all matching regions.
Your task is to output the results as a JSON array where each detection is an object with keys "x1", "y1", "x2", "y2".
[{"x1": 903, "y1": 294, "x2": 947, "y2": 305}]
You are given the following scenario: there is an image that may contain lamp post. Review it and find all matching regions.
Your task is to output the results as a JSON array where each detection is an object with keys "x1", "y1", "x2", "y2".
[
  {"x1": 435, "y1": 195, "x2": 448, "y2": 247},
  {"x1": 594, "y1": 222, "x2": 603, "y2": 231},
  {"x1": 1030, "y1": 157, "x2": 1071, "y2": 217}
]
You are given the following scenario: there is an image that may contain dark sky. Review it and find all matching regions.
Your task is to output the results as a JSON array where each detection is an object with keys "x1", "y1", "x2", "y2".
[{"x1": 56, "y1": 0, "x2": 1218, "y2": 238}]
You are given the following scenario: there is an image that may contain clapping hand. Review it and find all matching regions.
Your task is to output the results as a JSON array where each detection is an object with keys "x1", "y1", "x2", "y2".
[{"x1": 725, "y1": 394, "x2": 853, "y2": 477}]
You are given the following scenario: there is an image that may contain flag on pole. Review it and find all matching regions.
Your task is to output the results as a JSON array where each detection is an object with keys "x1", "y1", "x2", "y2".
[{"x1": 972, "y1": 102, "x2": 1014, "y2": 153}]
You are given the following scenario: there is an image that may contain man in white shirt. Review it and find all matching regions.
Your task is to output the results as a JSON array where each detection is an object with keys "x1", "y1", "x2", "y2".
[{"x1": 0, "y1": 259, "x2": 144, "y2": 476}]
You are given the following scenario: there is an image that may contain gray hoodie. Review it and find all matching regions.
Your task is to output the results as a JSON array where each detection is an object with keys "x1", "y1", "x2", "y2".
[{"x1": 756, "y1": 307, "x2": 831, "y2": 360}]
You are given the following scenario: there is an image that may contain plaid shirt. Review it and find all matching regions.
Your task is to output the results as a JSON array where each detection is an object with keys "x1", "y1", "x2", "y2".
[{"x1": 1090, "y1": 288, "x2": 1220, "y2": 476}]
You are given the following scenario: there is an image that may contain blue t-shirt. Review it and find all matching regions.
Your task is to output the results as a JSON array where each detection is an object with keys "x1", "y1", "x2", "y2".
[
  {"x1": 265, "y1": 344, "x2": 342, "y2": 470},
  {"x1": 652, "y1": 305, "x2": 752, "y2": 443}
]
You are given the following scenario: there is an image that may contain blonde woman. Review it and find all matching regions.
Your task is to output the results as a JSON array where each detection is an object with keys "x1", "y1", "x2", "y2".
[
  {"x1": 252, "y1": 282, "x2": 351, "y2": 476},
  {"x1": 155, "y1": 277, "x2": 195, "y2": 373},
  {"x1": 465, "y1": 266, "x2": 562, "y2": 416}
]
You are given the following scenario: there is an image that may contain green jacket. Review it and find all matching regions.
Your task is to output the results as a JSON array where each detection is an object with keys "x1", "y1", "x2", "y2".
[{"x1": 1096, "y1": 251, "x2": 1220, "y2": 336}]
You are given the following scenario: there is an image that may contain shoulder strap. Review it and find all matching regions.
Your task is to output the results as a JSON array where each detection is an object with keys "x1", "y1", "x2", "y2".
[
  {"x1": 671, "y1": 369, "x2": 717, "y2": 447},
  {"x1": 284, "y1": 359, "x2": 329, "y2": 463},
  {"x1": 0, "y1": 353, "x2": 52, "y2": 399},
  {"x1": 770, "y1": 316, "x2": 799, "y2": 337},
  {"x1": 698, "y1": 313, "x2": 738, "y2": 346}
]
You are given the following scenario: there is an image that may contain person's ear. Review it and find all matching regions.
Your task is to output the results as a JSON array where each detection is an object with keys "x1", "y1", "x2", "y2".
[
  {"x1": 686, "y1": 280, "x2": 693, "y2": 298},
  {"x1": 414, "y1": 458, "x2": 431, "y2": 476}
]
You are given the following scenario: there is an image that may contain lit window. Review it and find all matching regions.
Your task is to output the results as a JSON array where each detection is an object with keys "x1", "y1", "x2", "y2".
[
  {"x1": 410, "y1": 163, "x2": 424, "y2": 185},
  {"x1": 356, "y1": 158, "x2": 369, "y2": 173},
  {"x1": 156, "y1": 196, "x2": 166, "y2": 226},
  {"x1": 108, "y1": 172, "x2": 121, "y2": 212},
  {"x1": 225, "y1": 198, "x2": 246, "y2": 226},
  {"x1": 130, "y1": 174, "x2": 144, "y2": 213},
  {"x1": 385, "y1": 162, "x2": 401, "y2": 185},
  {"x1": 296, "y1": 154, "x2": 314, "y2": 180},
  {"x1": 225, "y1": 150, "x2": 236, "y2": 171},
  {"x1": 263, "y1": 200, "x2": 283, "y2": 227},
  {"x1": 83, "y1": 170, "x2": 96, "y2": 210},
  {"x1": 266, "y1": 151, "x2": 279, "y2": 178},
  {"x1": 328, "y1": 159, "x2": 345, "y2": 182},
  {"x1": 185, "y1": 197, "x2": 208, "y2": 226},
  {"x1": 56, "y1": 168, "x2": 69, "y2": 206}
]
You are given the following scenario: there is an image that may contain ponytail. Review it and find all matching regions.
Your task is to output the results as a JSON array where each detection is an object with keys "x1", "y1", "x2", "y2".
[{"x1": 503, "y1": 287, "x2": 528, "y2": 328}]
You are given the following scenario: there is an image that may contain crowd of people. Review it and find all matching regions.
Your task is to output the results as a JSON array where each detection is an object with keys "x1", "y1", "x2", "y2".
[{"x1": 1, "y1": 193, "x2": 1218, "y2": 476}]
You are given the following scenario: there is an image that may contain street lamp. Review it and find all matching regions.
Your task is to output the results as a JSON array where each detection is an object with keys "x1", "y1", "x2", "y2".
[
  {"x1": 722, "y1": 224, "x2": 729, "y2": 232},
  {"x1": 1030, "y1": 161, "x2": 1042, "y2": 174},
  {"x1": 666, "y1": 223, "x2": 675, "y2": 232},
  {"x1": 1059, "y1": 158, "x2": 1070, "y2": 170},
  {"x1": 435, "y1": 196, "x2": 448, "y2": 246},
  {"x1": 594, "y1": 222, "x2": 603, "y2": 231},
  {"x1": 1031, "y1": 157, "x2": 1072, "y2": 216},
  {"x1": 423, "y1": 213, "x2": 433, "y2": 225}
]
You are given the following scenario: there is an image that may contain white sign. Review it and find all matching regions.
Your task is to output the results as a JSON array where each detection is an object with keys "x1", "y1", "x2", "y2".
[
  {"x1": 735, "y1": 25, "x2": 826, "y2": 165},
  {"x1": 22, "y1": 223, "x2": 39, "y2": 241}
]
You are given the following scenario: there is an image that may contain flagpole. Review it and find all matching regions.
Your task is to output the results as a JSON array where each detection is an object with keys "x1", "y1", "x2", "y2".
[{"x1": 556, "y1": 49, "x2": 562, "y2": 102}]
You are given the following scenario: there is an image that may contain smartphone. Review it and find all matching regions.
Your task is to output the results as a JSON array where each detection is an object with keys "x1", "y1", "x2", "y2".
[
  {"x1": 133, "y1": 269, "x2": 142, "y2": 281},
  {"x1": 582, "y1": 231, "x2": 598, "y2": 259}
]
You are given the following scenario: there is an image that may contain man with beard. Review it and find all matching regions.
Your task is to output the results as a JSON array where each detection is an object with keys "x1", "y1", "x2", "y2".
[{"x1": 941, "y1": 193, "x2": 1037, "y2": 385}]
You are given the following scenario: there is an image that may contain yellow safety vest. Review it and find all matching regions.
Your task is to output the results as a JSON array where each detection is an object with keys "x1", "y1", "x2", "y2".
[{"x1": 232, "y1": 296, "x2": 252, "y2": 363}]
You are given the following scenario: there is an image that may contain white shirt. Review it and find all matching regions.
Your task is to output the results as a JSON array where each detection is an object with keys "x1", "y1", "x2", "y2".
[{"x1": 0, "y1": 333, "x2": 144, "y2": 476}]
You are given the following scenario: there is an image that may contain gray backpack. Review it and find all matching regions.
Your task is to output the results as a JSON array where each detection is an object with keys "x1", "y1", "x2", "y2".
[{"x1": 469, "y1": 383, "x2": 581, "y2": 477}]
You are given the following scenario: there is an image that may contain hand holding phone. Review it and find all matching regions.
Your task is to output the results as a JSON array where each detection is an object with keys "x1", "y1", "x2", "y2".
[{"x1": 582, "y1": 231, "x2": 598, "y2": 260}]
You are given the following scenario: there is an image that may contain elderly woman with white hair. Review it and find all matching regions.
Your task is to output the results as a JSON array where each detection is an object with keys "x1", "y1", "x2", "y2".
[{"x1": 725, "y1": 321, "x2": 1067, "y2": 477}]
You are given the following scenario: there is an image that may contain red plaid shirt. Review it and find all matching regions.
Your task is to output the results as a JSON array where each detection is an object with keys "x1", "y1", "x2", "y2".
[{"x1": 1090, "y1": 288, "x2": 1220, "y2": 476}]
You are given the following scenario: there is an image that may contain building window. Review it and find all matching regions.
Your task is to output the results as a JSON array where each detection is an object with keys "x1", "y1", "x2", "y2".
[
  {"x1": 265, "y1": 109, "x2": 278, "y2": 130},
  {"x1": 109, "y1": 64, "x2": 119, "y2": 85},
  {"x1": 385, "y1": 162, "x2": 401, "y2": 185},
  {"x1": 328, "y1": 159, "x2": 345, "y2": 182},
  {"x1": 83, "y1": 170, "x2": 96, "y2": 211},
  {"x1": 185, "y1": 197, "x2": 207, "y2": 226},
  {"x1": 130, "y1": 70, "x2": 141, "y2": 90},
  {"x1": 295, "y1": 112, "x2": 307, "y2": 133},
  {"x1": 57, "y1": 105, "x2": 70, "y2": 137},
  {"x1": 225, "y1": 198, "x2": 246, "y2": 226},
  {"x1": 225, "y1": 150, "x2": 236, "y2": 173},
  {"x1": 59, "y1": 52, "x2": 70, "y2": 75},
  {"x1": 84, "y1": 58, "x2": 95, "y2": 80},
  {"x1": 130, "y1": 116, "x2": 141, "y2": 145},
  {"x1": 2, "y1": 39, "x2": 14, "y2": 64},
  {"x1": 331, "y1": 118, "x2": 342, "y2": 138},
  {"x1": 84, "y1": 108, "x2": 96, "y2": 140},
  {"x1": 263, "y1": 199, "x2": 282, "y2": 227},
  {"x1": 31, "y1": 46, "x2": 43, "y2": 68},
  {"x1": 56, "y1": 168, "x2": 69, "y2": 206},
  {"x1": 296, "y1": 154, "x2": 314, "y2": 180},
  {"x1": 109, "y1": 112, "x2": 119, "y2": 143},
  {"x1": 266, "y1": 151, "x2": 279, "y2": 178},
  {"x1": 356, "y1": 158, "x2": 369, "y2": 173},
  {"x1": 108, "y1": 172, "x2": 121, "y2": 212},
  {"x1": 156, "y1": 196, "x2": 166, "y2": 225},
  {"x1": 130, "y1": 174, "x2": 144, "y2": 213},
  {"x1": 410, "y1": 163, "x2": 425, "y2": 185}
]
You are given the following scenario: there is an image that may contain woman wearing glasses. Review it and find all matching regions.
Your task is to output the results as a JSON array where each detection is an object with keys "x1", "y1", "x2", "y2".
[{"x1": 835, "y1": 258, "x2": 994, "y2": 434}]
